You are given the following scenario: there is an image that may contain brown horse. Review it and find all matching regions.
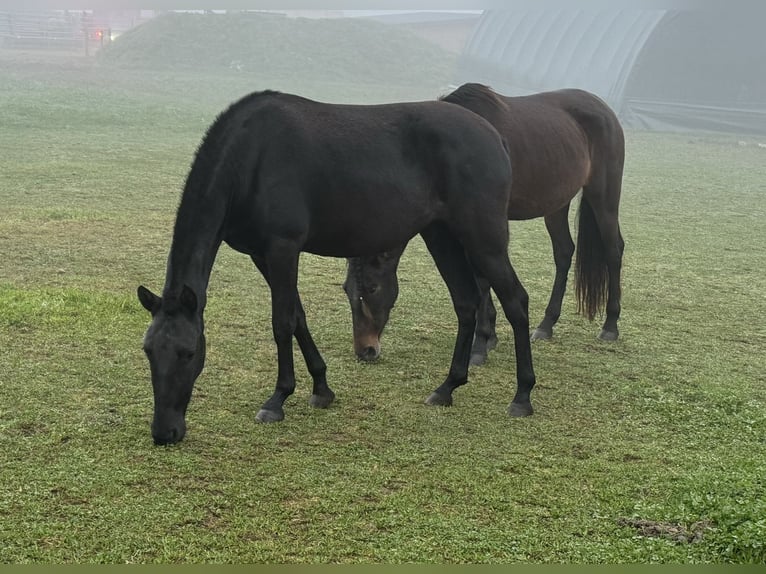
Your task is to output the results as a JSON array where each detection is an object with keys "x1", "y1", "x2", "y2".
[{"x1": 345, "y1": 83, "x2": 625, "y2": 365}]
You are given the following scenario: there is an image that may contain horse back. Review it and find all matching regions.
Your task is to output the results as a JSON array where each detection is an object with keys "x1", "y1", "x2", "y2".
[
  {"x1": 204, "y1": 91, "x2": 511, "y2": 258},
  {"x1": 444, "y1": 84, "x2": 624, "y2": 220},
  {"x1": 531, "y1": 88, "x2": 625, "y2": 165}
]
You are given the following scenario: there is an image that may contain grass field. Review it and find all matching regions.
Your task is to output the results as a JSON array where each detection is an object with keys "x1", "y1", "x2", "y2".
[{"x1": 0, "y1": 48, "x2": 765, "y2": 564}]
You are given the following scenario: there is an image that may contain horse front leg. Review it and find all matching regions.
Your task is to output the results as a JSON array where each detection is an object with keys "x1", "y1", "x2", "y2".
[
  {"x1": 251, "y1": 256, "x2": 334, "y2": 413},
  {"x1": 419, "y1": 223, "x2": 480, "y2": 407},
  {"x1": 255, "y1": 241, "x2": 301, "y2": 423},
  {"x1": 294, "y1": 297, "x2": 335, "y2": 409}
]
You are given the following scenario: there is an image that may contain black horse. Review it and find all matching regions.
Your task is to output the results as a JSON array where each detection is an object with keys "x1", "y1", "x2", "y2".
[
  {"x1": 138, "y1": 90, "x2": 537, "y2": 445},
  {"x1": 345, "y1": 83, "x2": 625, "y2": 365}
]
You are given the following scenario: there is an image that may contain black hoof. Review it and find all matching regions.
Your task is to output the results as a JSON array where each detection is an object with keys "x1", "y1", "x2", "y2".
[
  {"x1": 598, "y1": 329, "x2": 618, "y2": 341},
  {"x1": 531, "y1": 328, "x2": 552, "y2": 341},
  {"x1": 255, "y1": 408, "x2": 284, "y2": 423},
  {"x1": 424, "y1": 391, "x2": 453, "y2": 407},
  {"x1": 308, "y1": 391, "x2": 335, "y2": 409},
  {"x1": 507, "y1": 401, "x2": 534, "y2": 417},
  {"x1": 469, "y1": 353, "x2": 487, "y2": 366}
]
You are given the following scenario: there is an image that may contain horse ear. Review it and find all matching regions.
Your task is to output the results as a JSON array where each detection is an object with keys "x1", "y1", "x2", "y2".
[
  {"x1": 180, "y1": 284, "x2": 198, "y2": 313},
  {"x1": 137, "y1": 285, "x2": 160, "y2": 314}
]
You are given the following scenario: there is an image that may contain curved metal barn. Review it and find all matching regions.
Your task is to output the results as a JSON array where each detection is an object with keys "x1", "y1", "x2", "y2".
[{"x1": 457, "y1": 9, "x2": 766, "y2": 134}]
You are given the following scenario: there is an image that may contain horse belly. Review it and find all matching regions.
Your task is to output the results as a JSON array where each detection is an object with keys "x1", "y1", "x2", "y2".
[
  {"x1": 303, "y1": 211, "x2": 424, "y2": 257},
  {"x1": 302, "y1": 187, "x2": 432, "y2": 257},
  {"x1": 507, "y1": 146, "x2": 591, "y2": 220},
  {"x1": 507, "y1": 180, "x2": 582, "y2": 220}
]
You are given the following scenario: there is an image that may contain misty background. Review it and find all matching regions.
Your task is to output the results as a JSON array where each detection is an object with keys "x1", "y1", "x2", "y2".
[
  {"x1": 2, "y1": 7, "x2": 765, "y2": 135},
  {"x1": 2, "y1": 7, "x2": 766, "y2": 564}
]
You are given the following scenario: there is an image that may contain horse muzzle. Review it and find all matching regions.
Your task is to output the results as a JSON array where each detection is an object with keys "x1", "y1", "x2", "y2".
[
  {"x1": 355, "y1": 338, "x2": 381, "y2": 362},
  {"x1": 152, "y1": 411, "x2": 187, "y2": 445}
]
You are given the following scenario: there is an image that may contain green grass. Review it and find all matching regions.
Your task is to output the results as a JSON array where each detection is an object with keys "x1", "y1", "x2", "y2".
[{"x1": 0, "y1": 49, "x2": 765, "y2": 564}]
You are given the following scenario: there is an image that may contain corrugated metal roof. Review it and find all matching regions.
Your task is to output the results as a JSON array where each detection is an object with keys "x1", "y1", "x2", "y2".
[
  {"x1": 458, "y1": 9, "x2": 668, "y2": 113},
  {"x1": 457, "y1": 9, "x2": 766, "y2": 133}
]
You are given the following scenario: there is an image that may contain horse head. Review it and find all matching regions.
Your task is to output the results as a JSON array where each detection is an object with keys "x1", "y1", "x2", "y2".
[
  {"x1": 137, "y1": 284, "x2": 206, "y2": 445},
  {"x1": 343, "y1": 247, "x2": 403, "y2": 362}
]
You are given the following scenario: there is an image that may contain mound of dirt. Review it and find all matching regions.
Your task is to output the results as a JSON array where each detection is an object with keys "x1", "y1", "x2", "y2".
[{"x1": 98, "y1": 12, "x2": 456, "y2": 87}]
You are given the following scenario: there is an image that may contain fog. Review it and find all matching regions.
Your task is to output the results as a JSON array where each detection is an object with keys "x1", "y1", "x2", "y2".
[
  {"x1": 1, "y1": 7, "x2": 764, "y2": 134},
  {"x1": 2, "y1": 7, "x2": 766, "y2": 563}
]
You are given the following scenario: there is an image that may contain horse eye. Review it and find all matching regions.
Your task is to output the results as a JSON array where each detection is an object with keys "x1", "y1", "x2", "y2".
[
  {"x1": 177, "y1": 350, "x2": 195, "y2": 361},
  {"x1": 366, "y1": 285, "x2": 380, "y2": 295}
]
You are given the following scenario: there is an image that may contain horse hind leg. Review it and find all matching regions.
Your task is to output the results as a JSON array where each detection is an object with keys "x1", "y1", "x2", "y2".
[
  {"x1": 418, "y1": 222, "x2": 481, "y2": 408},
  {"x1": 470, "y1": 276, "x2": 498, "y2": 366},
  {"x1": 532, "y1": 204, "x2": 575, "y2": 341},
  {"x1": 598, "y1": 219, "x2": 624, "y2": 342},
  {"x1": 580, "y1": 175, "x2": 624, "y2": 341},
  {"x1": 467, "y1": 247, "x2": 536, "y2": 417}
]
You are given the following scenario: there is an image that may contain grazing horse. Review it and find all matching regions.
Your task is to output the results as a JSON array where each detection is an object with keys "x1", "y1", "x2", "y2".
[
  {"x1": 137, "y1": 89, "x2": 537, "y2": 446},
  {"x1": 345, "y1": 83, "x2": 625, "y2": 365}
]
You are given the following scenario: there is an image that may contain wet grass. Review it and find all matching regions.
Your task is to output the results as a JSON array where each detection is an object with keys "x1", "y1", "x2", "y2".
[{"x1": 0, "y1": 52, "x2": 765, "y2": 563}]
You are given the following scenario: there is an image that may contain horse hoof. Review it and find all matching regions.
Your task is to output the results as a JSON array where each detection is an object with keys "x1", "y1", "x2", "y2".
[
  {"x1": 531, "y1": 328, "x2": 552, "y2": 341},
  {"x1": 507, "y1": 401, "x2": 533, "y2": 417},
  {"x1": 424, "y1": 392, "x2": 452, "y2": 407},
  {"x1": 255, "y1": 408, "x2": 284, "y2": 423},
  {"x1": 469, "y1": 353, "x2": 487, "y2": 366},
  {"x1": 598, "y1": 329, "x2": 618, "y2": 341},
  {"x1": 308, "y1": 392, "x2": 335, "y2": 409}
]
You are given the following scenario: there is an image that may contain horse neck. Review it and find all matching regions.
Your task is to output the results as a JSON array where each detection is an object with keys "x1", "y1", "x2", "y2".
[{"x1": 162, "y1": 192, "x2": 226, "y2": 310}]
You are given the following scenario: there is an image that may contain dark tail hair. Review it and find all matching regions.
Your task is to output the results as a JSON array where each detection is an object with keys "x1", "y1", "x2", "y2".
[{"x1": 574, "y1": 197, "x2": 609, "y2": 321}]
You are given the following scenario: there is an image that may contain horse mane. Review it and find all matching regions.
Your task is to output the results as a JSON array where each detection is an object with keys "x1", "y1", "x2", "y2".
[
  {"x1": 195, "y1": 90, "x2": 282, "y2": 159},
  {"x1": 439, "y1": 83, "x2": 509, "y2": 112},
  {"x1": 181, "y1": 90, "x2": 283, "y2": 198},
  {"x1": 171, "y1": 89, "x2": 287, "y2": 259},
  {"x1": 347, "y1": 257, "x2": 369, "y2": 295}
]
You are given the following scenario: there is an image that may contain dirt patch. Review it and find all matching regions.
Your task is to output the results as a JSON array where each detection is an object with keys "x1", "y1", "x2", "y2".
[{"x1": 618, "y1": 517, "x2": 713, "y2": 544}]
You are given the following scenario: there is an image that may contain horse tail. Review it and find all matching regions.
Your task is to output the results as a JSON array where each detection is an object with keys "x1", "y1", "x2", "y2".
[{"x1": 574, "y1": 196, "x2": 608, "y2": 321}]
